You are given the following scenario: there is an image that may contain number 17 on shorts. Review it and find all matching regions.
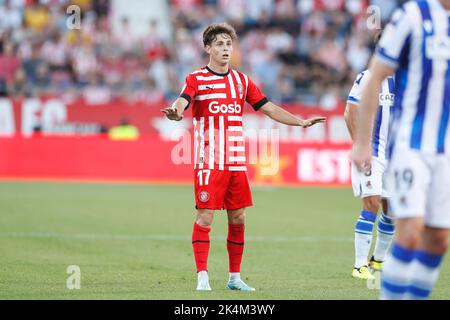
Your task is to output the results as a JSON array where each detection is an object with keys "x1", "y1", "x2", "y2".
[{"x1": 194, "y1": 169, "x2": 253, "y2": 211}]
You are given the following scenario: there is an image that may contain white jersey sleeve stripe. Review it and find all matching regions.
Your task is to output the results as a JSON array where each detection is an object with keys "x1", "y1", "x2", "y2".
[
  {"x1": 227, "y1": 74, "x2": 236, "y2": 99},
  {"x1": 243, "y1": 74, "x2": 248, "y2": 100},
  {"x1": 232, "y1": 70, "x2": 243, "y2": 98}
]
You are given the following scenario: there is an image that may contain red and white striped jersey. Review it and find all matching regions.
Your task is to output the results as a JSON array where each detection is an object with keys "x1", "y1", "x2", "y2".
[{"x1": 180, "y1": 66, "x2": 268, "y2": 171}]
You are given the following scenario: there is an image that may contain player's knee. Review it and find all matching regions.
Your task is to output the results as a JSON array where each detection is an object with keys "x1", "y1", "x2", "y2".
[
  {"x1": 396, "y1": 229, "x2": 422, "y2": 250},
  {"x1": 423, "y1": 230, "x2": 449, "y2": 255},
  {"x1": 228, "y1": 209, "x2": 245, "y2": 224},
  {"x1": 196, "y1": 209, "x2": 214, "y2": 227},
  {"x1": 362, "y1": 196, "x2": 381, "y2": 213},
  {"x1": 196, "y1": 217, "x2": 213, "y2": 227},
  {"x1": 232, "y1": 214, "x2": 245, "y2": 224},
  {"x1": 395, "y1": 218, "x2": 424, "y2": 249},
  {"x1": 433, "y1": 237, "x2": 449, "y2": 254}
]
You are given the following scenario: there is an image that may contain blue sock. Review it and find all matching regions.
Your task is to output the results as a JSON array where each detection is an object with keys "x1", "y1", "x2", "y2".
[
  {"x1": 354, "y1": 210, "x2": 377, "y2": 268},
  {"x1": 407, "y1": 251, "x2": 443, "y2": 300},
  {"x1": 381, "y1": 243, "x2": 415, "y2": 299},
  {"x1": 373, "y1": 212, "x2": 395, "y2": 261}
]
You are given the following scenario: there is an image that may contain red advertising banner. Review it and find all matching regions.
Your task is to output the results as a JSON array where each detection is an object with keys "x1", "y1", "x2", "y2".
[
  {"x1": 0, "y1": 98, "x2": 352, "y2": 186},
  {"x1": 0, "y1": 97, "x2": 349, "y2": 142},
  {"x1": 0, "y1": 135, "x2": 352, "y2": 186}
]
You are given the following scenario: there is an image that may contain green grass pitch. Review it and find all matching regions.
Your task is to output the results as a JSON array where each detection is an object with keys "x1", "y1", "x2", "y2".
[{"x1": 0, "y1": 181, "x2": 449, "y2": 300}]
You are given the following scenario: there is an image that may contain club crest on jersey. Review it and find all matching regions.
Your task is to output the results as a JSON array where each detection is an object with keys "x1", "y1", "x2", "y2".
[
  {"x1": 237, "y1": 84, "x2": 244, "y2": 97},
  {"x1": 199, "y1": 191, "x2": 210, "y2": 203}
]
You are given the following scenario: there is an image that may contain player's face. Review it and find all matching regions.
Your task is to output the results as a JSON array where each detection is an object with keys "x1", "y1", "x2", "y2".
[{"x1": 206, "y1": 33, "x2": 233, "y2": 66}]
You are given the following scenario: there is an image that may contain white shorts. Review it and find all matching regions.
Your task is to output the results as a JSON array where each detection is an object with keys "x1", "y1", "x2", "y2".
[
  {"x1": 385, "y1": 146, "x2": 450, "y2": 229},
  {"x1": 352, "y1": 156, "x2": 388, "y2": 198}
]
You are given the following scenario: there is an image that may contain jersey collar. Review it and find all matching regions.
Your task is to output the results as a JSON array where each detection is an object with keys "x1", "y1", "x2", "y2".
[{"x1": 205, "y1": 66, "x2": 230, "y2": 77}]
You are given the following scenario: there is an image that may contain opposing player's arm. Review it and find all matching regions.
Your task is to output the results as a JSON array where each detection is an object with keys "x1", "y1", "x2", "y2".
[
  {"x1": 352, "y1": 58, "x2": 395, "y2": 170},
  {"x1": 160, "y1": 97, "x2": 189, "y2": 121},
  {"x1": 259, "y1": 102, "x2": 326, "y2": 128},
  {"x1": 344, "y1": 102, "x2": 358, "y2": 141}
]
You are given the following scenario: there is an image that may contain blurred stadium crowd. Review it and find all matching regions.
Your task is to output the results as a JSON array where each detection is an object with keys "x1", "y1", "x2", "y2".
[{"x1": 0, "y1": 0, "x2": 405, "y2": 108}]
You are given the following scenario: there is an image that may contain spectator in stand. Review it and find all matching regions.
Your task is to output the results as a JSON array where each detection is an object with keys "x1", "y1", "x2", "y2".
[
  {"x1": 0, "y1": 40, "x2": 21, "y2": 87},
  {"x1": 0, "y1": 0, "x2": 404, "y2": 107},
  {"x1": 10, "y1": 67, "x2": 30, "y2": 97},
  {"x1": 0, "y1": 0, "x2": 22, "y2": 30},
  {"x1": 82, "y1": 71, "x2": 111, "y2": 105},
  {"x1": 24, "y1": 1, "x2": 49, "y2": 31}
]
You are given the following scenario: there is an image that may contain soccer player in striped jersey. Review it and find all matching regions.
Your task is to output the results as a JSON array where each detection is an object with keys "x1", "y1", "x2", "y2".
[
  {"x1": 345, "y1": 31, "x2": 396, "y2": 280},
  {"x1": 161, "y1": 23, "x2": 325, "y2": 291},
  {"x1": 352, "y1": 0, "x2": 450, "y2": 299}
]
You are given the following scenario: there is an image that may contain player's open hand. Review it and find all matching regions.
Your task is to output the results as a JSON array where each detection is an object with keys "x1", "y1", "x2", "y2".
[
  {"x1": 300, "y1": 116, "x2": 326, "y2": 128},
  {"x1": 351, "y1": 143, "x2": 372, "y2": 175},
  {"x1": 161, "y1": 107, "x2": 183, "y2": 121}
]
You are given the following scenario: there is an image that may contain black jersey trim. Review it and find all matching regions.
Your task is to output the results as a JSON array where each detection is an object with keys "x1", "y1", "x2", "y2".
[
  {"x1": 252, "y1": 97, "x2": 269, "y2": 111},
  {"x1": 205, "y1": 66, "x2": 230, "y2": 77},
  {"x1": 180, "y1": 94, "x2": 191, "y2": 110}
]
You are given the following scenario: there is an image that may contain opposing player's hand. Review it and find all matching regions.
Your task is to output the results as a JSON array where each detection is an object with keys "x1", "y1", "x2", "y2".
[
  {"x1": 351, "y1": 143, "x2": 372, "y2": 175},
  {"x1": 161, "y1": 107, "x2": 183, "y2": 121},
  {"x1": 300, "y1": 116, "x2": 326, "y2": 128}
]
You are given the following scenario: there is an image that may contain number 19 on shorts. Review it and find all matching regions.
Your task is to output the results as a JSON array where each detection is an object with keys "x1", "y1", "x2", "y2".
[{"x1": 197, "y1": 170, "x2": 211, "y2": 186}]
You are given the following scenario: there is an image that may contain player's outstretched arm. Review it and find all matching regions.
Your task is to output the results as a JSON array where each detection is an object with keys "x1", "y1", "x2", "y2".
[
  {"x1": 160, "y1": 97, "x2": 189, "y2": 121},
  {"x1": 344, "y1": 103, "x2": 358, "y2": 142},
  {"x1": 259, "y1": 102, "x2": 326, "y2": 128},
  {"x1": 351, "y1": 58, "x2": 394, "y2": 171}
]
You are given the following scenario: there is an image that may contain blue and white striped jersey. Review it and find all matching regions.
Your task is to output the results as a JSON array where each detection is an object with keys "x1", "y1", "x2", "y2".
[
  {"x1": 348, "y1": 70, "x2": 396, "y2": 160},
  {"x1": 376, "y1": 0, "x2": 450, "y2": 155}
]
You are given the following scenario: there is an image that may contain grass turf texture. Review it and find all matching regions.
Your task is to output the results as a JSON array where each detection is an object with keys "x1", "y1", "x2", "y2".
[{"x1": 0, "y1": 182, "x2": 449, "y2": 300}]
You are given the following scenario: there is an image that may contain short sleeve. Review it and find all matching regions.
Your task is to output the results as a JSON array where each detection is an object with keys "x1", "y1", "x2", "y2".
[
  {"x1": 347, "y1": 71, "x2": 370, "y2": 106},
  {"x1": 375, "y1": 6, "x2": 413, "y2": 69},
  {"x1": 180, "y1": 74, "x2": 197, "y2": 109},
  {"x1": 246, "y1": 77, "x2": 268, "y2": 111}
]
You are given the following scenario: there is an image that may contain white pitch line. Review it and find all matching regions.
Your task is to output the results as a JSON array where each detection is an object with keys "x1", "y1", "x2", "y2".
[{"x1": 0, "y1": 232, "x2": 352, "y2": 242}]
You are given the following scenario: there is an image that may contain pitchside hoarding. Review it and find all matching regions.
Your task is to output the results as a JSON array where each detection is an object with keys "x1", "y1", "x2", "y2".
[{"x1": 0, "y1": 97, "x2": 351, "y2": 186}]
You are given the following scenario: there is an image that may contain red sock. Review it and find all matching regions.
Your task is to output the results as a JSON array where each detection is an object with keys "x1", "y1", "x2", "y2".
[
  {"x1": 227, "y1": 223, "x2": 245, "y2": 273},
  {"x1": 192, "y1": 223, "x2": 210, "y2": 273}
]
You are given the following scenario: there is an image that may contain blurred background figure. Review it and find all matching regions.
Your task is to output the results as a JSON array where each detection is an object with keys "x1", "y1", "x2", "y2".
[
  {"x1": 0, "y1": 0, "x2": 408, "y2": 182},
  {"x1": 0, "y1": 0, "x2": 406, "y2": 105},
  {"x1": 108, "y1": 118, "x2": 139, "y2": 140}
]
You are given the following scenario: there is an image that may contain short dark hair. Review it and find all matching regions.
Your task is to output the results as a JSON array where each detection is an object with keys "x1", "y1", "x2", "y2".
[{"x1": 202, "y1": 23, "x2": 237, "y2": 47}]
